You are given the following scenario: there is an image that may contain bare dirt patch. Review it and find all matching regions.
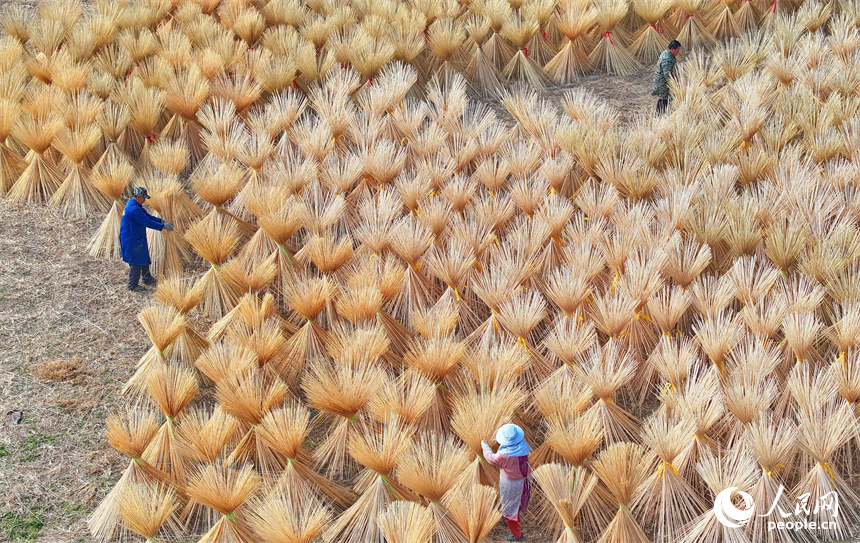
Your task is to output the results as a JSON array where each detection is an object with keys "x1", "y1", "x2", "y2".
[{"x1": 0, "y1": 200, "x2": 150, "y2": 542}]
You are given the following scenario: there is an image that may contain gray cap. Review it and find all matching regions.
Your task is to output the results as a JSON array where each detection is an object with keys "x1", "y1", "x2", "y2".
[{"x1": 132, "y1": 187, "x2": 150, "y2": 199}]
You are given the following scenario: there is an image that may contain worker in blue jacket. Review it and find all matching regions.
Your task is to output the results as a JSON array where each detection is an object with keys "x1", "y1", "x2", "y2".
[{"x1": 119, "y1": 187, "x2": 174, "y2": 292}]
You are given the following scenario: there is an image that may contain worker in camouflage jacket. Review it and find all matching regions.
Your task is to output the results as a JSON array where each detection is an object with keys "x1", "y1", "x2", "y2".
[{"x1": 652, "y1": 40, "x2": 682, "y2": 114}]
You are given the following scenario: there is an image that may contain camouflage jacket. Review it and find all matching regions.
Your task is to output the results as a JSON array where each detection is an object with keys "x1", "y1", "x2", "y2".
[{"x1": 651, "y1": 49, "x2": 677, "y2": 100}]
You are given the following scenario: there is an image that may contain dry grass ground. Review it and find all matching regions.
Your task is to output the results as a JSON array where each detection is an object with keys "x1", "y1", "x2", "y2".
[{"x1": 0, "y1": 66, "x2": 654, "y2": 543}]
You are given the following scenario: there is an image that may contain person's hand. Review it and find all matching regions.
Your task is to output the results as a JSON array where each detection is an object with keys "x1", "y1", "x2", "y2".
[
  {"x1": 164, "y1": 221, "x2": 175, "y2": 231},
  {"x1": 481, "y1": 440, "x2": 489, "y2": 449}
]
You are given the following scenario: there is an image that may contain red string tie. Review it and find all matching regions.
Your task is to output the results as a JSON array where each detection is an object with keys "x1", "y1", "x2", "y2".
[
  {"x1": 650, "y1": 24, "x2": 665, "y2": 34},
  {"x1": 603, "y1": 31, "x2": 614, "y2": 44},
  {"x1": 145, "y1": 134, "x2": 157, "y2": 143},
  {"x1": 520, "y1": 47, "x2": 530, "y2": 57},
  {"x1": 541, "y1": 28, "x2": 548, "y2": 40}
]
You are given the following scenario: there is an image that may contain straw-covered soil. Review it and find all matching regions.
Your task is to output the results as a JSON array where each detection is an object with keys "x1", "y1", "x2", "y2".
[
  {"x1": 0, "y1": 64, "x2": 656, "y2": 541},
  {"x1": 0, "y1": 201, "x2": 143, "y2": 542}
]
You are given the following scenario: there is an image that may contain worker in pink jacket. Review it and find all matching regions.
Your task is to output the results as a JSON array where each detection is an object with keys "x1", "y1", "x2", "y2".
[{"x1": 481, "y1": 424, "x2": 533, "y2": 542}]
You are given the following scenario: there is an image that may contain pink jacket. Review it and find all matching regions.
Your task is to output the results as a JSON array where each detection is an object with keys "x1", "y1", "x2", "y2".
[{"x1": 482, "y1": 444, "x2": 531, "y2": 481}]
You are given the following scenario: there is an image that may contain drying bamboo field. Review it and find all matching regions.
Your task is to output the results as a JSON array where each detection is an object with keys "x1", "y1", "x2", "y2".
[{"x1": 1, "y1": 0, "x2": 860, "y2": 542}]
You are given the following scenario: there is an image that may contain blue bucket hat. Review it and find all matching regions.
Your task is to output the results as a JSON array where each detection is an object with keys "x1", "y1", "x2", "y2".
[{"x1": 496, "y1": 423, "x2": 531, "y2": 457}]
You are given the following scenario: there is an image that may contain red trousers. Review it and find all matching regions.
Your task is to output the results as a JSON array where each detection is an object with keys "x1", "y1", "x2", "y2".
[{"x1": 506, "y1": 519, "x2": 522, "y2": 538}]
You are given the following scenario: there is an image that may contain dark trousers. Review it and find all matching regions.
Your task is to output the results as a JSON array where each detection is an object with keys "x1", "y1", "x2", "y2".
[
  {"x1": 128, "y1": 264, "x2": 153, "y2": 289},
  {"x1": 656, "y1": 98, "x2": 669, "y2": 114}
]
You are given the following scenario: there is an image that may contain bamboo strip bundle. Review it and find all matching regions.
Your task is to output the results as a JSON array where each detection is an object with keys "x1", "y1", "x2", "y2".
[
  {"x1": 303, "y1": 358, "x2": 387, "y2": 479},
  {"x1": 279, "y1": 273, "x2": 335, "y2": 381},
  {"x1": 672, "y1": 0, "x2": 717, "y2": 49},
  {"x1": 673, "y1": 371, "x2": 725, "y2": 478},
  {"x1": 194, "y1": 343, "x2": 257, "y2": 385},
  {"x1": 579, "y1": 341, "x2": 641, "y2": 444},
  {"x1": 786, "y1": 364, "x2": 836, "y2": 419},
  {"x1": 793, "y1": 398, "x2": 860, "y2": 540},
  {"x1": 542, "y1": 317, "x2": 598, "y2": 372},
  {"x1": 216, "y1": 367, "x2": 291, "y2": 473},
  {"x1": 186, "y1": 462, "x2": 260, "y2": 543},
  {"x1": 588, "y1": 0, "x2": 640, "y2": 76},
  {"x1": 591, "y1": 443, "x2": 651, "y2": 543},
  {"x1": 545, "y1": 0, "x2": 596, "y2": 83},
  {"x1": 369, "y1": 370, "x2": 435, "y2": 425},
  {"x1": 648, "y1": 336, "x2": 700, "y2": 398},
  {"x1": 377, "y1": 501, "x2": 435, "y2": 543},
  {"x1": 396, "y1": 432, "x2": 471, "y2": 543},
  {"x1": 185, "y1": 212, "x2": 241, "y2": 319},
  {"x1": 442, "y1": 484, "x2": 501, "y2": 543},
  {"x1": 404, "y1": 335, "x2": 467, "y2": 434},
  {"x1": 688, "y1": 273, "x2": 736, "y2": 318},
  {"x1": 743, "y1": 416, "x2": 797, "y2": 543},
  {"x1": 709, "y1": 0, "x2": 742, "y2": 40},
  {"x1": 6, "y1": 112, "x2": 65, "y2": 204},
  {"x1": 740, "y1": 297, "x2": 787, "y2": 343},
  {"x1": 123, "y1": 304, "x2": 185, "y2": 395},
  {"x1": 118, "y1": 481, "x2": 180, "y2": 543},
  {"x1": 727, "y1": 255, "x2": 782, "y2": 306},
  {"x1": 693, "y1": 309, "x2": 745, "y2": 376},
  {"x1": 495, "y1": 289, "x2": 555, "y2": 384},
  {"x1": 324, "y1": 417, "x2": 419, "y2": 543},
  {"x1": 49, "y1": 124, "x2": 111, "y2": 217},
  {"x1": 646, "y1": 285, "x2": 692, "y2": 337},
  {"x1": 632, "y1": 413, "x2": 706, "y2": 543},
  {"x1": 681, "y1": 447, "x2": 759, "y2": 543},
  {"x1": 615, "y1": 248, "x2": 667, "y2": 375},
  {"x1": 0, "y1": 98, "x2": 26, "y2": 195},
  {"x1": 92, "y1": 100, "x2": 131, "y2": 172},
  {"x1": 544, "y1": 396, "x2": 605, "y2": 469},
  {"x1": 450, "y1": 380, "x2": 525, "y2": 486},
  {"x1": 256, "y1": 404, "x2": 355, "y2": 508},
  {"x1": 722, "y1": 361, "x2": 779, "y2": 438},
  {"x1": 245, "y1": 488, "x2": 332, "y2": 543},
  {"x1": 478, "y1": 0, "x2": 515, "y2": 73},
  {"x1": 629, "y1": 0, "x2": 675, "y2": 60},
  {"x1": 142, "y1": 363, "x2": 198, "y2": 487},
  {"x1": 89, "y1": 408, "x2": 171, "y2": 542},
  {"x1": 122, "y1": 82, "x2": 166, "y2": 168},
  {"x1": 501, "y1": 15, "x2": 550, "y2": 89},
  {"x1": 144, "y1": 174, "x2": 198, "y2": 279},
  {"x1": 423, "y1": 239, "x2": 480, "y2": 331},
  {"x1": 175, "y1": 407, "x2": 239, "y2": 469},
  {"x1": 533, "y1": 462, "x2": 598, "y2": 543}
]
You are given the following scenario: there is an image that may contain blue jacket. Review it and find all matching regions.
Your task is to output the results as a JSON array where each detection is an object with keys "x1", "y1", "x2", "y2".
[{"x1": 119, "y1": 198, "x2": 164, "y2": 265}]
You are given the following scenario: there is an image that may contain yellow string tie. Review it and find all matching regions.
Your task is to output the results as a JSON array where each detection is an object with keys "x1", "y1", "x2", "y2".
[
  {"x1": 517, "y1": 337, "x2": 530, "y2": 353},
  {"x1": 600, "y1": 397, "x2": 615, "y2": 404},
  {"x1": 657, "y1": 461, "x2": 678, "y2": 478},
  {"x1": 663, "y1": 382, "x2": 676, "y2": 394},
  {"x1": 819, "y1": 461, "x2": 835, "y2": 481},
  {"x1": 453, "y1": 286, "x2": 461, "y2": 301},
  {"x1": 635, "y1": 311, "x2": 652, "y2": 323},
  {"x1": 610, "y1": 273, "x2": 620, "y2": 293}
]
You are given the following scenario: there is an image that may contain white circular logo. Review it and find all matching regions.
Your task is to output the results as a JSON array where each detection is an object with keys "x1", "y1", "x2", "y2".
[{"x1": 714, "y1": 487, "x2": 755, "y2": 528}]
